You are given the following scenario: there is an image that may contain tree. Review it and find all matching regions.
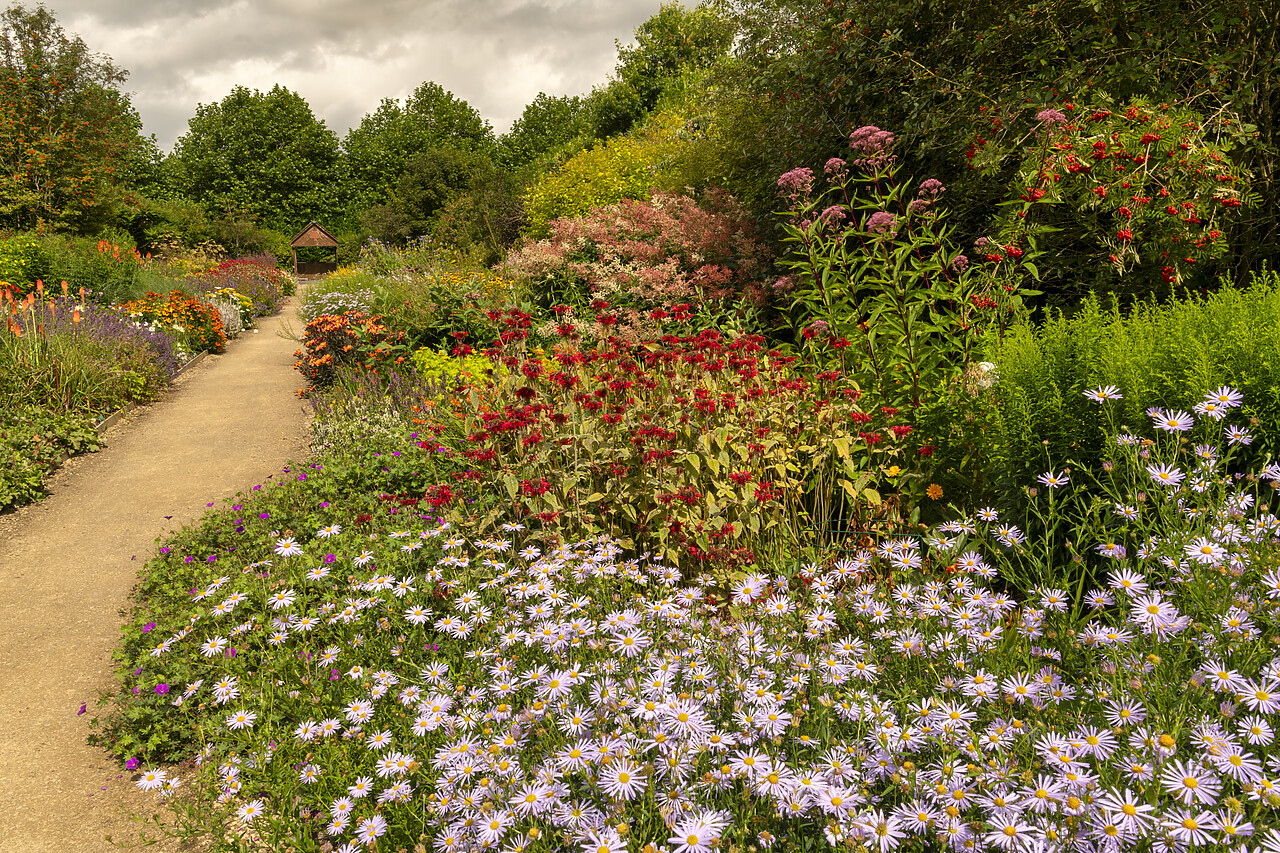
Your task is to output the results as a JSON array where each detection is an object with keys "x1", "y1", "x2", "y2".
[
  {"x1": 168, "y1": 84, "x2": 340, "y2": 235},
  {"x1": 0, "y1": 3, "x2": 146, "y2": 231},
  {"x1": 342, "y1": 82, "x2": 494, "y2": 213},
  {"x1": 720, "y1": 0, "x2": 1279, "y2": 293},
  {"x1": 586, "y1": 1, "x2": 735, "y2": 139},
  {"x1": 497, "y1": 92, "x2": 587, "y2": 171}
]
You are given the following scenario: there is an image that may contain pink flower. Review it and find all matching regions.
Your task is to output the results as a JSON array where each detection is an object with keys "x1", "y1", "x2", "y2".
[{"x1": 865, "y1": 211, "x2": 897, "y2": 235}]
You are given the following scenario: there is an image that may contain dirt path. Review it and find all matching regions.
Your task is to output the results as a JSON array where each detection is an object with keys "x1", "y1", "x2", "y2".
[{"x1": 0, "y1": 294, "x2": 311, "y2": 852}]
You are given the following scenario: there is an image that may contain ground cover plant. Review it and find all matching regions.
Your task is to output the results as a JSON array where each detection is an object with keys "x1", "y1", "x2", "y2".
[
  {"x1": 102, "y1": 383, "x2": 1280, "y2": 852},
  {"x1": 0, "y1": 404, "x2": 101, "y2": 511}
]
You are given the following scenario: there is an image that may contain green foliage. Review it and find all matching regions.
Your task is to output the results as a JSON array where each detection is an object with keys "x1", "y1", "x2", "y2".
[
  {"x1": 167, "y1": 85, "x2": 341, "y2": 235},
  {"x1": 777, "y1": 134, "x2": 1033, "y2": 413},
  {"x1": 0, "y1": 4, "x2": 146, "y2": 230},
  {"x1": 341, "y1": 82, "x2": 495, "y2": 214},
  {"x1": 521, "y1": 110, "x2": 688, "y2": 238},
  {"x1": 586, "y1": 1, "x2": 735, "y2": 139},
  {"x1": 302, "y1": 262, "x2": 519, "y2": 355},
  {"x1": 0, "y1": 231, "x2": 49, "y2": 290},
  {"x1": 989, "y1": 268, "x2": 1280, "y2": 504},
  {"x1": 497, "y1": 92, "x2": 589, "y2": 170},
  {"x1": 39, "y1": 230, "x2": 147, "y2": 304},
  {"x1": 0, "y1": 404, "x2": 101, "y2": 511},
  {"x1": 722, "y1": 0, "x2": 1278, "y2": 284},
  {"x1": 358, "y1": 147, "x2": 515, "y2": 254},
  {"x1": 984, "y1": 98, "x2": 1251, "y2": 301},
  {"x1": 401, "y1": 321, "x2": 914, "y2": 573},
  {"x1": 410, "y1": 347, "x2": 502, "y2": 385}
]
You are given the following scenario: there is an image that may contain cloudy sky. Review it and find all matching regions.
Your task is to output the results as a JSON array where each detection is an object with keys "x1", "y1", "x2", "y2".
[{"x1": 39, "y1": 0, "x2": 674, "y2": 151}]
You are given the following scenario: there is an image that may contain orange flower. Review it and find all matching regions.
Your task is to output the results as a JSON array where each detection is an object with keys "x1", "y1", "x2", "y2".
[{"x1": 926, "y1": 483, "x2": 943, "y2": 500}]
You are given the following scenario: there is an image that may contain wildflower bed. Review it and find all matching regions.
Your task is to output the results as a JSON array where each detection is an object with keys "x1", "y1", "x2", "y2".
[{"x1": 103, "y1": 384, "x2": 1280, "y2": 853}]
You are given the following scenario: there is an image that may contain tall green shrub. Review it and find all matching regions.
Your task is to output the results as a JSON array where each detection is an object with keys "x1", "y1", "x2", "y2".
[{"x1": 989, "y1": 268, "x2": 1280, "y2": 502}]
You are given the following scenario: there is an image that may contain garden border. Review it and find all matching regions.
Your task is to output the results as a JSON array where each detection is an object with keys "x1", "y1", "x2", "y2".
[{"x1": 90, "y1": 350, "x2": 209, "y2": 436}]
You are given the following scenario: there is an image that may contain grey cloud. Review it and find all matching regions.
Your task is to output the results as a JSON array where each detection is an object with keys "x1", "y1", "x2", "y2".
[{"x1": 42, "y1": 0, "x2": 669, "y2": 149}]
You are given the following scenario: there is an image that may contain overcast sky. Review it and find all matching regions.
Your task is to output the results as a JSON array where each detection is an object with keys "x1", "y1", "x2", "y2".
[{"x1": 39, "y1": 0, "x2": 674, "y2": 151}]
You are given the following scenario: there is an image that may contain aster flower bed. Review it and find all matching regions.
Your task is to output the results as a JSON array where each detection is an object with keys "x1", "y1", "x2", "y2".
[{"x1": 101, "y1": 384, "x2": 1280, "y2": 853}]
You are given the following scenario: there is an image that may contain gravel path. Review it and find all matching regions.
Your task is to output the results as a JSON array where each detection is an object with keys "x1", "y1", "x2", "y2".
[{"x1": 0, "y1": 293, "x2": 311, "y2": 852}]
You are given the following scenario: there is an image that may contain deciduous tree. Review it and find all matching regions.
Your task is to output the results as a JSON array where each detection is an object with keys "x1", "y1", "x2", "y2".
[
  {"x1": 168, "y1": 84, "x2": 340, "y2": 235},
  {"x1": 0, "y1": 3, "x2": 146, "y2": 231}
]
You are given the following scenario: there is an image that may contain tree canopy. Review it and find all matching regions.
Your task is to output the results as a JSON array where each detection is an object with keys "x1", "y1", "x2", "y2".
[
  {"x1": 342, "y1": 81, "x2": 494, "y2": 213},
  {"x1": 167, "y1": 84, "x2": 341, "y2": 236},
  {"x1": 0, "y1": 3, "x2": 146, "y2": 230}
]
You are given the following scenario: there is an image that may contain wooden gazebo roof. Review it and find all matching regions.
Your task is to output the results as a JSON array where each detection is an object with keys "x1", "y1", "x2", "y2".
[{"x1": 291, "y1": 221, "x2": 338, "y2": 248}]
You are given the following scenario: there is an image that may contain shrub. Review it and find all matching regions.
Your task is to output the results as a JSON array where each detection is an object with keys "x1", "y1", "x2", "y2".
[
  {"x1": 982, "y1": 97, "x2": 1251, "y2": 300},
  {"x1": 304, "y1": 261, "x2": 519, "y2": 352},
  {"x1": 40, "y1": 233, "x2": 149, "y2": 305},
  {"x1": 0, "y1": 405, "x2": 102, "y2": 511},
  {"x1": 521, "y1": 110, "x2": 689, "y2": 238},
  {"x1": 293, "y1": 312, "x2": 410, "y2": 388},
  {"x1": 507, "y1": 189, "x2": 773, "y2": 339},
  {"x1": 0, "y1": 233, "x2": 51, "y2": 293},
  {"x1": 114, "y1": 290, "x2": 226, "y2": 354},
  {"x1": 987, "y1": 267, "x2": 1280, "y2": 506}
]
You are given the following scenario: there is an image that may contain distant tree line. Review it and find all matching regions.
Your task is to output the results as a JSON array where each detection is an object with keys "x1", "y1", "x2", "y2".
[{"x1": 0, "y1": 0, "x2": 1274, "y2": 300}]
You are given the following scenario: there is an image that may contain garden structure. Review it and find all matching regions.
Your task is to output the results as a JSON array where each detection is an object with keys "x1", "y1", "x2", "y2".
[{"x1": 290, "y1": 221, "x2": 339, "y2": 276}]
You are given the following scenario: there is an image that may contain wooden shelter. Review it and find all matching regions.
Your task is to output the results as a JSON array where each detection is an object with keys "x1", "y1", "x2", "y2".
[{"x1": 290, "y1": 222, "x2": 339, "y2": 276}]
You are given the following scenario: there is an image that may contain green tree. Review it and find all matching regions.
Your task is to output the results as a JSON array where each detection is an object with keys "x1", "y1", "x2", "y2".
[
  {"x1": 585, "y1": 1, "x2": 735, "y2": 139},
  {"x1": 342, "y1": 82, "x2": 494, "y2": 213},
  {"x1": 497, "y1": 92, "x2": 587, "y2": 171},
  {"x1": 0, "y1": 3, "x2": 146, "y2": 231},
  {"x1": 168, "y1": 84, "x2": 340, "y2": 235}
]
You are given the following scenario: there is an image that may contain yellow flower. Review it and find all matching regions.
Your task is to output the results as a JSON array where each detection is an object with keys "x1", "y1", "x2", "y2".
[
  {"x1": 927, "y1": 483, "x2": 944, "y2": 500},
  {"x1": 886, "y1": 465, "x2": 901, "y2": 477}
]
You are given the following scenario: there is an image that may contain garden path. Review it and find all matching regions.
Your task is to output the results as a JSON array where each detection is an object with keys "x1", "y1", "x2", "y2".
[{"x1": 0, "y1": 291, "x2": 311, "y2": 852}]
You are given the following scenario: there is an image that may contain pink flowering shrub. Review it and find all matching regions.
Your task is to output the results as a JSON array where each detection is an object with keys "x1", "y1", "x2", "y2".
[{"x1": 507, "y1": 189, "x2": 773, "y2": 339}]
